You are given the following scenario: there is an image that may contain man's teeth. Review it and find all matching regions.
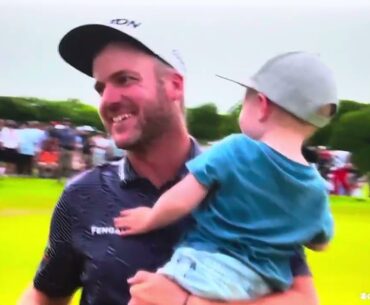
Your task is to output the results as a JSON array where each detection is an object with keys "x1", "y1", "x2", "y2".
[{"x1": 113, "y1": 114, "x2": 133, "y2": 123}]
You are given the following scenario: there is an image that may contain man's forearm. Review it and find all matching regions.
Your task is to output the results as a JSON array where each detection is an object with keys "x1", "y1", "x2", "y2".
[
  {"x1": 305, "y1": 242, "x2": 329, "y2": 251},
  {"x1": 128, "y1": 271, "x2": 318, "y2": 305},
  {"x1": 18, "y1": 285, "x2": 72, "y2": 305},
  {"x1": 188, "y1": 276, "x2": 318, "y2": 305}
]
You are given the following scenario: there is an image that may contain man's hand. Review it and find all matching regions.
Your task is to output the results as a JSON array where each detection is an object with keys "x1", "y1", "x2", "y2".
[
  {"x1": 127, "y1": 270, "x2": 189, "y2": 305},
  {"x1": 127, "y1": 272, "x2": 318, "y2": 305},
  {"x1": 305, "y1": 242, "x2": 329, "y2": 251},
  {"x1": 18, "y1": 285, "x2": 72, "y2": 305},
  {"x1": 114, "y1": 207, "x2": 154, "y2": 235}
]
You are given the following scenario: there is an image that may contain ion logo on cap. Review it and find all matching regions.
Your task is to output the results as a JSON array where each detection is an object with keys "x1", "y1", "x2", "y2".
[{"x1": 110, "y1": 18, "x2": 141, "y2": 28}]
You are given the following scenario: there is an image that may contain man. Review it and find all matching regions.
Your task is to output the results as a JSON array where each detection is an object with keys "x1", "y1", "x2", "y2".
[
  {"x1": 0, "y1": 120, "x2": 20, "y2": 175},
  {"x1": 17, "y1": 121, "x2": 46, "y2": 176},
  {"x1": 19, "y1": 17, "x2": 318, "y2": 305},
  {"x1": 49, "y1": 118, "x2": 77, "y2": 180}
]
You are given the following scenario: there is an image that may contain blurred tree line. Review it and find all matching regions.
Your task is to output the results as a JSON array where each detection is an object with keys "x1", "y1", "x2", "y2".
[
  {"x1": 0, "y1": 96, "x2": 104, "y2": 130},
  {"x1": 186, "y1": 103, "x2": 241, "y2": 141},
  {"x1": 0, "y1": 96, "x2": 369, "y2": 177}
]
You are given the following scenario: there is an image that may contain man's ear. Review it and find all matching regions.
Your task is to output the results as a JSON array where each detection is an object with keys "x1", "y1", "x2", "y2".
[
  {"x1": 257, "y1": 93, "x2": 272, "y2": 122},
  {"x1": 166, "y1": 71, "x2": 184, "y2": 103}
]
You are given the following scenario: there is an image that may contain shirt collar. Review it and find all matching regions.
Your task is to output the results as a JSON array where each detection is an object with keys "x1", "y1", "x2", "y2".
[{"x1": 117, "y1": 137, "x2": 202, "y2": 183}]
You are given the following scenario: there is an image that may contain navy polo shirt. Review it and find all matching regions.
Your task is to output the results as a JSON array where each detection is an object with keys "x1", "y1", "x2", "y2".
[{"x1": 33, "y1": 140, "x2": 310, "y2": 305}]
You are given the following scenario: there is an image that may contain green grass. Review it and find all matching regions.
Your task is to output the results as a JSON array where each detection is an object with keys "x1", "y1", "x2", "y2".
[
  {"x1": 0, "y1": 178, "x2": 369, "y2": 305},
  {"x1": 307, "y1": 195, "x2": 370, "y2": 304}
]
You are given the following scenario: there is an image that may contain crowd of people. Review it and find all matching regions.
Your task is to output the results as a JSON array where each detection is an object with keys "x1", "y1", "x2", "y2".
[
  {"x1": 0, "y1": 118, "x2": 124, "y2": 179},
  {"x1": 303, "y1": 146, "x2": 365, "y2": 197},
  {"x1": 0, "y1": 116, "x2": 365, "y2": 197}
]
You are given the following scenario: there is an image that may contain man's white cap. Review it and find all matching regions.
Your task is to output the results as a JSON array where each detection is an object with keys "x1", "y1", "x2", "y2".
[
  {"x1": 218, "y1": 52, "x2": 338, "y2": 128},
  {"x1": 59, "y1": 17, "x2": 186, "y2": 77}
]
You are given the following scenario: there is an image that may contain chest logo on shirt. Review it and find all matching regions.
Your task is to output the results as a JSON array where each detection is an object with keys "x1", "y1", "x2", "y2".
[{"x1": 91, "y1": 225, "x2": 120, "y2": 235}]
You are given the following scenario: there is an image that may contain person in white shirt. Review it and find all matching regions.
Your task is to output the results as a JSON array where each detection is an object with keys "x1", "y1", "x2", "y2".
[{"x1": 0, "y1": 120, "x2": 20, "y2": 174}]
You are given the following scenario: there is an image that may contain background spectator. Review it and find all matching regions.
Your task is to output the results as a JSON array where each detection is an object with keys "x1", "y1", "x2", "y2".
[
  {"x1": 49, "y1": 118, "x2": 77, "y2": 180},
  {"x1": 91, "y1": 132, "x2": 111, "y2": 167},
  {"x1": 36, "y1": 138, "x2": 59, "y2": 178},
  {"x1": 0, "y1": 120, "x2": 20, "y2": 175}
]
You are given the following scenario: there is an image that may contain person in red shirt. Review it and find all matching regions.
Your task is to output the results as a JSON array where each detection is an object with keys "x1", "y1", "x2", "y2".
[{"x1": 37, "y1": 138, "x2": 59, "y2": 178}]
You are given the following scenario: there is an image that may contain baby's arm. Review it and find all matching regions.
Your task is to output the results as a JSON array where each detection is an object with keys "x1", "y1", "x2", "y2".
[
  {"x1": 115, "y1": 135, "x2": 243, "y2": 235},
  {"x1": 114, "y1": 173, "x2": 208, "y2": 235}
]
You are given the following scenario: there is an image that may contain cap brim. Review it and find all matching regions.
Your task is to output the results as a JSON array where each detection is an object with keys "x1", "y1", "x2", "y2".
[
  {"x1": 59, "y1": 24, "x2": 154, "y2": 77},
  {"x1": 215, "y1": 74, "x2": 257, "y2": 89}
]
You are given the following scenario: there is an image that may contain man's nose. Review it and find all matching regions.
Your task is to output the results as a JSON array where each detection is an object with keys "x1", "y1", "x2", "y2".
[{"x1": 101, "y1": 84, "x2": 122, "y2": 105}]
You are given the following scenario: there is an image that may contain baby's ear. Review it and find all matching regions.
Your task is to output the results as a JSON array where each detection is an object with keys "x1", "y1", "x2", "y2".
[{"x1": 257, "y1": 93, "x2": 272, "y2": 122}]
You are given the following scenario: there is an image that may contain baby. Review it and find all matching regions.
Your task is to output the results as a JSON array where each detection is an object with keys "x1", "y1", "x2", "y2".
[{"x1": 114, "y1": 52, "x2": 336, "y2": 300}]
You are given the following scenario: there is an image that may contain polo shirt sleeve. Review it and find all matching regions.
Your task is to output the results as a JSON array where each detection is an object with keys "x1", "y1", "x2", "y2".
[
  {"x1": 33, "y1": 189, "x2": 81, "y2": 297},
  {"x1": 186, "y1": 134, "x2": 243, "y2": 188}
]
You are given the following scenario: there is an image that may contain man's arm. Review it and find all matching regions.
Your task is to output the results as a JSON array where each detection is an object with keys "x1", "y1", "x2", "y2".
[
  {"x1": 188, "y1": 276, "x2": 318, "y2": 305},
  {"x1": 305, "y1": 241, "x2": 329, "y2": 251},
  {"x1": 18, "y1": 285, "x2": 72, "y2": 305},
  {"x1": 21, "y1": 190, "x2": 82, "y2": 303},
  {"x1": 127, "y1": 271, "x2": 318, "y2": 305},
  {"x1": 115, "y1": 173, "x2": 208, "y2": 234}
]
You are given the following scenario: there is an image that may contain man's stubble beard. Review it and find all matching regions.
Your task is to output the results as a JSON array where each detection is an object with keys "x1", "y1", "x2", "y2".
[{"x1": 119, "y1": 82, "x2": 179, "y2": 153}]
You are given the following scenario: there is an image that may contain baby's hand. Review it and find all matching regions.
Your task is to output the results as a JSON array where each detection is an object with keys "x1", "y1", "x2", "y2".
[{"x1": 114, "y1": 207, "x2": 153, "y2": 235}]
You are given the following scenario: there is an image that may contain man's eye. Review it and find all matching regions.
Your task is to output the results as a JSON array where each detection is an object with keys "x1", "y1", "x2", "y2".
[
  {"x1": 95, "y1": 83, "x2": 105, "y2": 95},
  {"x1": 116, "y1": 75, "x2": 138, "y2": 85}
]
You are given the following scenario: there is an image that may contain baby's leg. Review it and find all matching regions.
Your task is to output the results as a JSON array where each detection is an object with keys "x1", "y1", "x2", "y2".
[{"x1": 158, "y1": 247, "x2": 271, "y2": 301}]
